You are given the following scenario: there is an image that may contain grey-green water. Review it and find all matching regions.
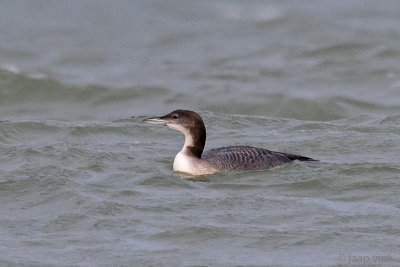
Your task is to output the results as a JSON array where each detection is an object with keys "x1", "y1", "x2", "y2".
[{"x1": 1, "y1": 1, "x2": 400, "y2": 266}]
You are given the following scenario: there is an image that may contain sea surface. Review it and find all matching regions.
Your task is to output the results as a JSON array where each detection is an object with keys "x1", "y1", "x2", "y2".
[{"x1": 1, "y1": 1, "x2": 400, "y2": 266}]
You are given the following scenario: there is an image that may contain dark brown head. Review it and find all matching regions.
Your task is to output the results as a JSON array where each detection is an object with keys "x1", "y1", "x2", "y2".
[{"x1": 143, "y1": 110, "x2": 206, "y2": 158}]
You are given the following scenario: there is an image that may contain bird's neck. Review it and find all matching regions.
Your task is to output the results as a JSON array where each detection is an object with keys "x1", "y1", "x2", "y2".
[{"x1": 182, "y1": 125, "x2": 206, "y2": 159}]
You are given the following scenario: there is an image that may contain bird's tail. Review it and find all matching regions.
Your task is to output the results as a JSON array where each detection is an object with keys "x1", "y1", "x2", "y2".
[{"x1": 284, "y1": 153, "x2": 318, "y2": 162}]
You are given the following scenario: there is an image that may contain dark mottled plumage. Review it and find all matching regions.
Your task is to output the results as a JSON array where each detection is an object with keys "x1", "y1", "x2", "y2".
[{"x1": 202, "y1": 146, "x2": 314, "y2": 170}]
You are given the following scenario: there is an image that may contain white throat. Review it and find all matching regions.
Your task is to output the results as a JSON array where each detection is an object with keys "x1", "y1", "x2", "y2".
[
  {"x1": 167, "y1": 123, "x2": 194, "y2": 148},
  {"x1": 168, "y1": 123, "x2": 216, "y2": 175},
  {"x1": 168, "y1": 123, "x2": 195, "y2": 173}
]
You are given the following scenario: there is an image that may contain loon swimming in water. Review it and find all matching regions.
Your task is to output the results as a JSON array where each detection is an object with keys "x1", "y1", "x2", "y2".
[{"x1": 143, "y1": 110, "x2": 316, "y2": 175}]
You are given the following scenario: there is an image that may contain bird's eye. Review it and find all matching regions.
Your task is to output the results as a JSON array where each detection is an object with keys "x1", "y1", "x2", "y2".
[{"x1": 173, "y1": 115, "x2": 178, "y2": 119}]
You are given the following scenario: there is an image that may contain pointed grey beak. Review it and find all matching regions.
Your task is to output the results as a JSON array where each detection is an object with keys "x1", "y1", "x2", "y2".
[{"x1": 142, "y1": 117, "x2": 167, "y2": 125}]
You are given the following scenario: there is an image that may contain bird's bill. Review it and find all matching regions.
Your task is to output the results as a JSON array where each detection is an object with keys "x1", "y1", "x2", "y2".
[{"x1": 142, "y1": 117, "x2": 168, "y2": 125}]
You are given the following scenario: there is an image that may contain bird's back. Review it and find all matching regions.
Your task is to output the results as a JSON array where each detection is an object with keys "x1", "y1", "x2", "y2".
[{"x1": 201, "y1": 146, "x2": 314, "y2": 171}]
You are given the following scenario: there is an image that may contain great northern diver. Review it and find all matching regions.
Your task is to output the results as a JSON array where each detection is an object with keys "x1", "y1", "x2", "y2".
[{"x1": 143, "y1": 110, "x2": 316, "y2": 175}]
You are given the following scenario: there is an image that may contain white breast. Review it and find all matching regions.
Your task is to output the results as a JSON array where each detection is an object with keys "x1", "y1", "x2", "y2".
[
  {"x1": 173, "y1": 150, "x2": 217, "y2": 175},
  {"x1": 173, "y1": 151, "x2": 194, "y2": 173}
]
